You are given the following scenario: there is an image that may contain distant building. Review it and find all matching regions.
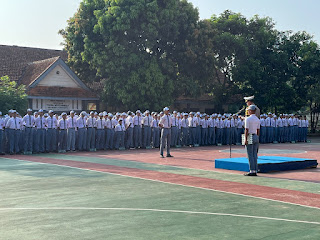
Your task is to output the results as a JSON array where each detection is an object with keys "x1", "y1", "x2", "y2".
[{"x1": 0, "y1": 45, "x2": 99, "y2": 112}]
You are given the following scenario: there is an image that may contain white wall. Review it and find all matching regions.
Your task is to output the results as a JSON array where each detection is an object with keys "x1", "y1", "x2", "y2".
[{"x1": 38, "y1": 65, "x2": 81, "y2": 88}]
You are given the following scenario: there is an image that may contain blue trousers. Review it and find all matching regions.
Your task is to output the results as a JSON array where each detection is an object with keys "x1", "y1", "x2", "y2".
[
  {"x1": 208, "y1": 127, "x2": 214, "y2": 145},
  {"x1": 78, "y1": 128, "x2": 87, "y2": 151},
  {"x1": 201, "y1": 128, "x2": 208, "y2": 145},
  {"x1": 67, "y1": 128, "x2": 76, "y2": 151},
  {"x1": 189, "y1": 127, "x2": 196, "y2": 146},
  {"x1": 160, "y1": 128, "x2": 171, "y2": 156},
  {"x1": 0, "y1": 130, "x2": 3, "y2": 153},
  {"x1": 225, "y1": 128, "x2": 230, "y2": 145},
  {"x1": 105, "y1": 129, "x2": 114, "y2": 150},
  {"x1": 58, "y1": 130, "x2": 67, "y2": 151},
  {"x1": 34, "y1": 129, "x2": 46, "y2": 153},
  {"x1": 133, "y1": 126, "x2": 141, "y2": 148},
  {"x1": 170, "y1": 126, "x2": 178, "y2": 146},
  {"x1": 125, "y1": 127, "x2": 133, "y2": 149},
  {"x1": 246, "y1": 134, "x2": 259, "y2": 172},
  {"x1": 115, "y1": 131, "x2": 124, "y2": 149},
  {"x1": 237, "y1": 128, "x2": 243, "y2": 144},
  {"x1": 46, "y1": 129, "x2": 57, "y2": 152},
  {"x1": 87, "y1": 128, "x2": 96, "y2": 150},
  {"x1": 24, "y1": 127, "x2": 33, "y2": 152},
  {"x1": 231, "y1": 127, "x2": 236, "y2": 145},
  {"x1": 278, "y1": 127, "x2": 284, "y2": 143},
  {"x1": 96, "y1": 129, "x2": 105, "y2": 150},
  {"x1": 143, "y1": 126, "x2": 152, "y2": 148},
  {"x1": 152, "y1": 128, "x2": 160, "y2": 148},
  {"x1": 9, "y1": 129, "x2": 20, "y2": 154},
  {"x1": 181, "y1": 127, "x2": 189, "y2": 146},
  {"x1": 196, "y1": 126, "x2": 201, "y2": 145},
  {"x1": 216, "y1": 128, "x2": 223, "y2": 144},
  {"x1": 260, "y1": 127, "x2": 266, "y2": 143}
]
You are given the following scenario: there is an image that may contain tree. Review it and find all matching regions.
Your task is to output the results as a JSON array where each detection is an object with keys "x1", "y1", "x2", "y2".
[
  {"x1": 60, "y1": 0, "x2": 199, "y2": 110},
  {"x1": 0, "y1": 76, "x2": 28, "y2": 114}
]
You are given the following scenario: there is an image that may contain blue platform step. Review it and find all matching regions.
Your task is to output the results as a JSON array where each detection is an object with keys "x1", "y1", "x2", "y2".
[{"x1": 215, "y1": 156, "x2": 318, "y2": 173}]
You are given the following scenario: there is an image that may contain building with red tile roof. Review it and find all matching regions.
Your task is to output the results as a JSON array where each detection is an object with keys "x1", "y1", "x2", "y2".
[{"x1": 0, "y1": 45, "x2": 99, "y2": 112}]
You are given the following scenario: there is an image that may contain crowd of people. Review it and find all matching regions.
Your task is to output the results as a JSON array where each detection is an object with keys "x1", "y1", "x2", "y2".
[{"x1": 0, "y1": 108, "x2": 309, "y2": 155}]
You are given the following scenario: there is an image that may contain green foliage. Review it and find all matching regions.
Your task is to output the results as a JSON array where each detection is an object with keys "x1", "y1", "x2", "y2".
[
  {"x1": 0, "y1": 76, "x2": 28, "y2": 114},
  {"x1": 60, "y1": 0, "x2": 199, "y2": 110}
]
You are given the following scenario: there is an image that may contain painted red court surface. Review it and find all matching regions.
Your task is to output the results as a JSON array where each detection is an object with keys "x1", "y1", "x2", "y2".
[{"x1": 4, "y1": 139, "x2": 319, "y2": 209}]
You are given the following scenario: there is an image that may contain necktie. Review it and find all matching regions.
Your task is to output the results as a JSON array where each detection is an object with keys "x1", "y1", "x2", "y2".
[
  {"x1": 138, "y1": 117, "x2": 140, "y2": 126},
  {"x1": 92, "y1": 118, "x2": 93, "y2": 127},
  {"x1": 147, "y1": 116, "x2": 149, "y2": 126},
  {"x1": 83, "y1": 118, "x2": 85, "y2": 127},
  {"x1": 40, "y1": 117, "x2": 42, "y2": 129},
  {"x1": 101, "y1": 119, "x2": 102, "y2": 129},
  {"x1": 175, "y1": 118, "x2": 176, "y2": 126},
  {"x1": 64, "y1": 119, "x2": 66, "y2": 130},
  {"x1": 192, "y1": 118, "x2": 194, "y2": 127},
  {"x1": 51, "y1": 117, "x2": 53, "y2": 128},
  {"x1": 167, "y1": 115, "x2": 169, "y2": 128},
  {"x1": 72, "y1": 118, "x2": 74, "y2": 127},
  {"x1": 29, "y1": 115, "x2": 31, "y2": 127},
  {"x1": 14, "y1": 118, "x2": 17, "y2": 130}
]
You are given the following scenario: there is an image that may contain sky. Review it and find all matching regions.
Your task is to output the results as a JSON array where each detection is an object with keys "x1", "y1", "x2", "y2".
[{"x1": 0, "y1": 0, "x2": 318, "y2": 50}]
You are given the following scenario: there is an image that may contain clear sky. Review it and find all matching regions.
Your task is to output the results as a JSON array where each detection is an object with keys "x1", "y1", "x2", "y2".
[{"x1": 0, "y1": 0, "x2": 318, "y2": 50}]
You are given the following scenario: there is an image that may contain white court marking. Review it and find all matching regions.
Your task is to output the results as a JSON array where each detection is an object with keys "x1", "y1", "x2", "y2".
[
  {"x1": 3, "y1": 157, "x2": 320, "y2": 211},
  {"x1": 0, "y1": 207, "x2": 319, "y2": 225}
]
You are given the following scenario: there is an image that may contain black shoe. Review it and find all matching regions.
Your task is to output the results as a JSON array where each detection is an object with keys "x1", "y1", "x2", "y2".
[
  {"x1": 244, "y1": 172, "x2": 257, "y2": 176},
  {"x1": 160, "y1": 154, "x2": 164, "y2": 158},
  {"x1": 166, "y1": 154, "x2": 173, "y2": 158}
]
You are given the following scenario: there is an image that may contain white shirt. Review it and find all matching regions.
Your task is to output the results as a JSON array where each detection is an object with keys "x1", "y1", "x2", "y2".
[
  {"x1": 77, "y1": 117, "x2": 87, "y2": 128},
  {"x1": 86, "y1": 117, "x2": 96, "y2": 128},
  {"x1": 126, "y1": 116, "x2": 134, "y2": 128},
  {"x1": 159, "y1": 114, "x2": 172, "y2": 129},
  {"x1": 58, "y1": 118, "x2": 68, "y2": 130},
  {"x1": 265, "y1": 117, "x2": 271, "y2": 127},
  {"x1": 96, "y1": 118, "x2": 105, "y2": 129},
  {"x1": 0, "y1": 118, "x2": 5, "y2": 130},
  {"x1": 237, "y1": 119, "x2": 243, "y2": 128},
  {"x1": 6, "y1": 117, "x2": 22, "y2": 130},
  {"x1": 105, "y1": 119, "x2": 113, "y2": 129},
  {"x1": 34, "y1": 116, "x2": 47, "y2": 129},
  {"x1": 133, "y1": 115, "x2": 142, "y2": 126},
  {"x1": 142, "y1": 115, "x2": 153, "y2": 126},
  {"x1": 245, "y1": 114, "x2": 260, "y2": 134},
  {"x1": 152, "y1": 118, "x2": 159, "y2": 128},
  {"x1": 115, "y1": 123, "x2": 125, "y2": 132},
  {"x1": 181, "y1": 118, "x2": 189, "y2": 128},
  {"x1": 47, "y1": 116, "x2": 58, "y2": 129},
  {"x1": 67, "y1": 117, "x2": 77, "y2": 129},
  {"x1": 276, "y1": 118, "x2": 283, "y2": 127},
  {"x1": 188, "y1": 117, "x2": 197, "y2": 127},
  {"x1": 171, "y1": 116, "x2": 178, "y2": 127},
  {"x1": 22, "y1": 114, "x2": 35, "y2": 128},
  {"x1": 201, "y1": 119, "x2": 208, "y2": 128}
]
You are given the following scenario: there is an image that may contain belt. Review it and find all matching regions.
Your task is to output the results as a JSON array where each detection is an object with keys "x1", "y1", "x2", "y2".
[{"x1": 69, "y1": 127, "x2": 75, "y2": 129}]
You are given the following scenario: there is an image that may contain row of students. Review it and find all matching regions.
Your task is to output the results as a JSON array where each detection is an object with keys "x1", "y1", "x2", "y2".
[{"x1": 0, "y1": 109, "x2": 309, "y2": 155}]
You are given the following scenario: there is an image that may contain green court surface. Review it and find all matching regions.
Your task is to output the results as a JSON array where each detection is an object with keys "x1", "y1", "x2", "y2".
[{"x1": 0, "y1": 157, "x2": 319, "y2": 240}]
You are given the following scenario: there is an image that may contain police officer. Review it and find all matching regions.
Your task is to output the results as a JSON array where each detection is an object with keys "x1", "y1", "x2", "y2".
[{"x1": 244, "y1": 96, "x2": 260, "y2": 118}]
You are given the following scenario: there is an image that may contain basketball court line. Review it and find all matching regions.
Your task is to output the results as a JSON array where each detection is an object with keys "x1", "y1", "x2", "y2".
[
  {"x1": 5, "y1": 157, "x2": 320, "y2": 210},
  {"x1": 0, "y1": 207, "x2": 319, "y2": 225}
]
